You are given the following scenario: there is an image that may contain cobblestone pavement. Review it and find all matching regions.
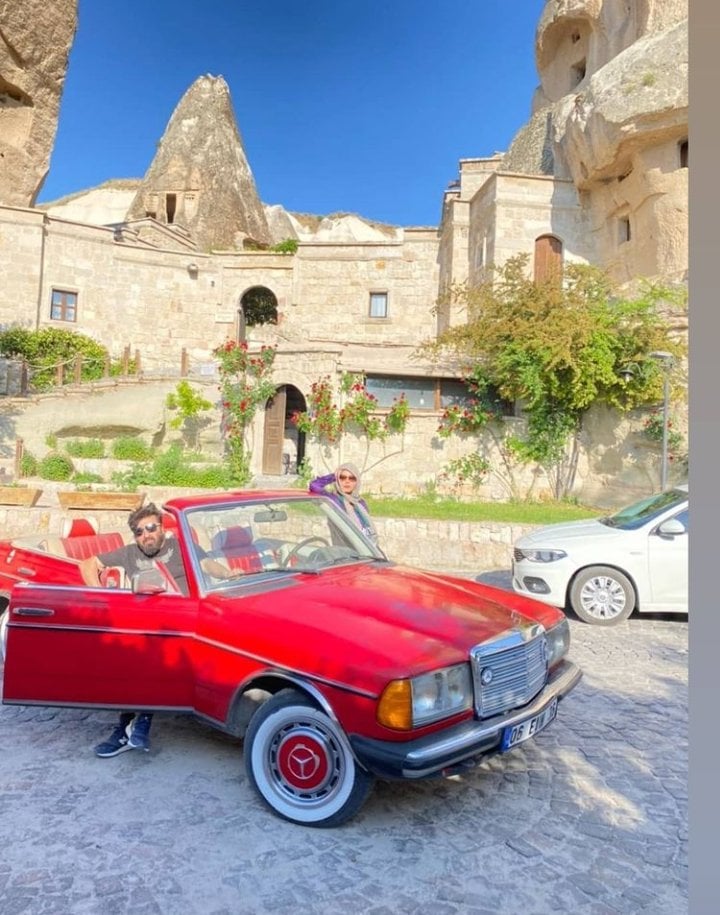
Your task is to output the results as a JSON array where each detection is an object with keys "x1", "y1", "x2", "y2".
[{"x1": 0, "y1": 584, "x2": 687, "y2": 915}]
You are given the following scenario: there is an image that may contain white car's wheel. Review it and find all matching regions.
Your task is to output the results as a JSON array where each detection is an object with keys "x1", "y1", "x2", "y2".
[
  {"x1": 570, "y1": 566, "x2": 636, "y2": 625},
  {"x1": 245, "y1": 689, "x2": 374, "y2": 827},
  {"x1": 0, "y1": 605, "x2": 9, "y2": 662}
]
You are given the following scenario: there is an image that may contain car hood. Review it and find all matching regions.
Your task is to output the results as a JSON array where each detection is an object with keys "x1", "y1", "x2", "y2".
[
  {"x1": 207, "y1": 562, "x2": 563, "y2": 693},
  {"x1": 516, "y1": 517, "x2": 622, "y2": 548}
]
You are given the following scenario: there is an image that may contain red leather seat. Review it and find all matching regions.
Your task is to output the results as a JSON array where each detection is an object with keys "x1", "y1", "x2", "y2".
[
  {"x1": 211, "y1": 526, "x2": 263, "y2": 573},
  {"x1": 62, "y1": 518, "x2": 99, "y2": 538},
  {"x1": 61, "y1": 532, "x2": 125, "y2": 561}
]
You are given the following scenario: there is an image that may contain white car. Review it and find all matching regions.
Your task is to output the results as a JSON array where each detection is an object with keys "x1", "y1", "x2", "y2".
[{"x1": 512, "y1": 485, "x2": 688, "y2": 625}]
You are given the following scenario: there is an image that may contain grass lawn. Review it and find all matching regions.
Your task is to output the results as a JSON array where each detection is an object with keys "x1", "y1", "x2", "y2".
[{"x1": 365, "y1": 494, "x2": 601, "y2": 524}]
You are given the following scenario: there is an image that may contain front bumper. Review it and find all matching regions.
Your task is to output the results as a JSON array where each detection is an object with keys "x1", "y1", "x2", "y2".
[
  {"x1": 349, "y1": 659, "x2": 582, "y2": 780},
  {"x1": 512, "y1": 558, "x2": 572, "y2": 607}
]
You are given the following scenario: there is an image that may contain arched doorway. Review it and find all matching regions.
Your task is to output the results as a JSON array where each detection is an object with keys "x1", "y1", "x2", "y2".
[
  {"x1": 262, "y1": 384, "x2": 306, "y2": 475},
  {"x1": 534, "y1": 234, "x2": 563, "y2": 283},
  {"x1": 237, "y1": 286, "x2": 278, "y2": 342}
]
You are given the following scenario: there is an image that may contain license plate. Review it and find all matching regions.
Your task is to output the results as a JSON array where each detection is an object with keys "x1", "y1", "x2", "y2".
[{"x1": 501, "y1": 697, "x2": 558, "y2": 751}]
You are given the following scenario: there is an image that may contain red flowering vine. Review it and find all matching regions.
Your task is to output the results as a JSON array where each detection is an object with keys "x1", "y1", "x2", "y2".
[
  {"x1": 213, "y1": 341, "x2": 277, "y2": 483},
  {"x1": 293, "y1": 373, "x2": 410, "y2": 444}
]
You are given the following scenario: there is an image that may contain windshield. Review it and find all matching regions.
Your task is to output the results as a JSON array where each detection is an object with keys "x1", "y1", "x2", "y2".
[
  {"x1": 182, "y1": 496, "x2": 385, "y2": 591},
  {"x1": 601, "y1": 488, "x2": 688, "y2": 531}
]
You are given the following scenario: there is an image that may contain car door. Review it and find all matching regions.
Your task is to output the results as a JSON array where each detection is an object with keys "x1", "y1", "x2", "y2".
[
  {"x1": 646, "y1": 508, "x2": 689, "y2": 611},
  {"x1": 2, "y1": 582, "x2": 198, "y2": 709}
]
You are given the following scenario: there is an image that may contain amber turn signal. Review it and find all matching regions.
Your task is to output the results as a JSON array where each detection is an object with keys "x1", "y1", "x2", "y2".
[{"x1": 377, "y1": 679, "x2": 413, "y2": 730}]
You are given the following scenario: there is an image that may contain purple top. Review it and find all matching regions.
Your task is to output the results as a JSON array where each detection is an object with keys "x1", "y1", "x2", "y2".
[{"x1": 308, "y1": 473, "x2": 376, "y2": 542}]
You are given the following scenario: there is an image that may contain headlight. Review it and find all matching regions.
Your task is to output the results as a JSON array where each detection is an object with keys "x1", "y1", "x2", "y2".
[
  {"x1": 517, "y1": 548, "x2": 567, "y2": 563},
  {"x1": 377, "y1": 663, "x2": 473, "y2": 731},
  {"x1": 545, "y1": 618, "x2": 570, "y2": 667}
]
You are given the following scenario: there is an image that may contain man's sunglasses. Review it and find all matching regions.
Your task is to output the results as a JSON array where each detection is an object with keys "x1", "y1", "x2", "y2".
[
  {"x1": 133, "y1": 522, "x2": 160, "y2": 537},
  {"x1": 338, "y1": 474, "x2": 357, "y2": 482}
]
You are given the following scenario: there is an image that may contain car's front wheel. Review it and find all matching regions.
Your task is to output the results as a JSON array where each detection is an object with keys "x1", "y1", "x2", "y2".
[
  {"x1": 569, "y1": 565, "x2": 636, "y2": 625},
  {"x1": 244, "y1": 689, "x2": 374, "y2": 827}
]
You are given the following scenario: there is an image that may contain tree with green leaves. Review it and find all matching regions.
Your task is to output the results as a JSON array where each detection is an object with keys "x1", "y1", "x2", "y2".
[
  {"x1": 165, "y1": 380, "x2": 213, "y2": 449},
  {"x1": 425, "y1": 255, "x2": 687, "y2": 498}
]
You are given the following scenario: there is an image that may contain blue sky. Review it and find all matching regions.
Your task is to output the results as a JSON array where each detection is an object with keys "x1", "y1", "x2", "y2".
[{"x1": 40, "y1": 0, "x2": 546, "y2": 227}]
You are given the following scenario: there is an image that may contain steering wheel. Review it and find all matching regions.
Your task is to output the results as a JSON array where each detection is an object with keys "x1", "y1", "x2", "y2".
[{"x1": 281, "y1": 536, "x2": 330, "y2": 568}]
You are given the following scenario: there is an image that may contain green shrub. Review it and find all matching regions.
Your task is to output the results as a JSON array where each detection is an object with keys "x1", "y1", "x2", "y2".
[
  {"x1": 39, "y1": 452, "x2": 75, "y2": 481},
  {"x1": 65, "y1": 439, "x2": 106, "y2": 458},
  {"x1": 71, "y1": 471, "x2": 104, "y2": 484},
  {"x1": 111, "y1": 436, "x2": 153, "y2": 461},
  {"x1": 0, "y1": 327, "x2": 110, "y2": 391},
  {"x1": 111, "y1": 444, "x2": 234, "y2": 490},
  {"x1": 19, "y1": 452, "x2": 39, "y2": 478},
  {"x1": 270, "y1": 238, "x2": 299, "y2": 254},
  {"x1": 295, "y1": 458, "x2": 314, "y2": 488}
]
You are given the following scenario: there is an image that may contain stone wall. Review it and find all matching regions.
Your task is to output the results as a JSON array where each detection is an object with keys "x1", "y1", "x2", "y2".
[
  {"x1": 0, "y1": 207, "x2": 46, "y2": 321},
  {"x1": 2, "y1": 377, "x2": 685, "y2": 508},
  {"x1": 0, "y1": 493, "x2": 535, "y2": 575}
]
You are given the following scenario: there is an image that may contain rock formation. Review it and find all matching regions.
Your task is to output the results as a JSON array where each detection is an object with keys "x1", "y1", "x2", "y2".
[
  {"x1": 0, "y1": 0, "x2": 77, "y2": 206},
  {"x1": 126, "y1": 74, "x2": 270, "y2": 251},
  {"x1": 502, "y1": 0, "x2": 688, "y2": 284}
]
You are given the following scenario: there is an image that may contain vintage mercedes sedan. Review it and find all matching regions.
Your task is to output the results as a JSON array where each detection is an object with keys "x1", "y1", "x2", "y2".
[{"x1": 1, "y1": 491, "x2": 582, "y2": 827}]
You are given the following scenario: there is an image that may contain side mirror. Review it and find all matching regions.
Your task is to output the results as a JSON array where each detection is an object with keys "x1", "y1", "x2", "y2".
[
  {"x1": 657, "y1": 518, "x2": 686, "y2": 537},
  {"x1": 131, "y1": 568, "x2": 169, "y2": 594}
]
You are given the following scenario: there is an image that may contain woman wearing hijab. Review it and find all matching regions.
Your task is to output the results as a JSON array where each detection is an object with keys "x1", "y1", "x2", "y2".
[{"x1": 309, "y1": 462, "x2": 379, "y2": 544}]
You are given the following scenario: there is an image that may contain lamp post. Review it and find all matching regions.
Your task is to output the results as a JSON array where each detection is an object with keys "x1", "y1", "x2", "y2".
[{"x1": 649, "y1": 351, "x2": 673, "y2": 491}]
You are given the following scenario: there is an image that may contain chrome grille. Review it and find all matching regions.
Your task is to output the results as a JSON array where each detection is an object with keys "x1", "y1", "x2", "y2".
[{"x1": 471, "y1": 625, "x2": 548, "y2": 718}]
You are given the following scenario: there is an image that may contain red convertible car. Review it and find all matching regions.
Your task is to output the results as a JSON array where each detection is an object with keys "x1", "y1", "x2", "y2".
[{"x1": 0, "y1": 491, "x2": 582, "y2": 827}]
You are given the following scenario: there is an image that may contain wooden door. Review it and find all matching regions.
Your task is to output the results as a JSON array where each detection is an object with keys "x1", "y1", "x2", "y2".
[
  {"x1": 534, "y1": 235, "x2": 563, "y2": 283},
  {"x1": 262, "y1": 387, "x2": 286, "y2": 474}
]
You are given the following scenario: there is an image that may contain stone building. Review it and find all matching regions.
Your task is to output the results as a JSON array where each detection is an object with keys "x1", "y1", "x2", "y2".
[{"x1": 0, "y1": 0, "x2": 688, "y2": 504}]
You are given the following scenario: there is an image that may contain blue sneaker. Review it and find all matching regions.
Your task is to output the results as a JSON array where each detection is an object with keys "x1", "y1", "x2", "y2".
[
  {"x1": 126, "y1": 713, "x2": 153, "y2": 751},
  {"x1": 94, "y1": 714, "x2": 135, "y2": 757}
]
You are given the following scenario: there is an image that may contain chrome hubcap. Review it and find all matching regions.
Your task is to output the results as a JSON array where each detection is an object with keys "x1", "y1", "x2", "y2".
[{"x1": 580, "y1": 576, "x2": 626, "y2": 619}]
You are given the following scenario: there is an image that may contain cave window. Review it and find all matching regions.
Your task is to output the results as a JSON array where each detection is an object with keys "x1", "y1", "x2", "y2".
[
  {"x1": 572, "y1": 60, "x2": 586, "y2": 87},
  {"x1": 166, "y1": 194, "x2": 177, "y2": 224},
  {"x1": 571, "y1": 31, "x2": 581, "y2": 43},
  {"x1": 619, "y1": 217, "x2": 631, "y2": 244},
  {"x1": 679, "y1": 140, "x2": 688, "y2": 168}
]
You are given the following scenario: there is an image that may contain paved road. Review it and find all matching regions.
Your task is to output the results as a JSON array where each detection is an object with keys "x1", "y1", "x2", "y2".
[{"x1": 0, "y1": 583, "x2": 687, "y2": 915}]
